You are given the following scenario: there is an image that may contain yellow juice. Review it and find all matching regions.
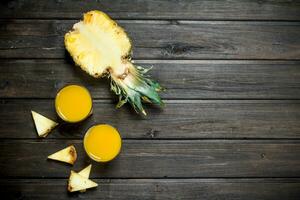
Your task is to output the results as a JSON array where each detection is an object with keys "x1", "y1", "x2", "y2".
[
  {"x1": 55, "y1": 85, "x2": 92, "y2": 123},
  {"x1": 84, "y1": 124, "x2": 122, "y2": 162}
]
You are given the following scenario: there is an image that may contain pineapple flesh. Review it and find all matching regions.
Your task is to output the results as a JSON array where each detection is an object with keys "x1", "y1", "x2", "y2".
[
  {"x1": 31, "y1": 111, "x2": 58, "y2": 138},
  {"x1": 65, "y1": 10, "x2": 164, "y2": 115},
  {"x1": 78, "y1": 164, "x2": 92, "y2": 192},
  {"x1": 47, "y1": 145, "x2": 77, "y2": 165},
  {"x1": 68, "y1": 170, "x2": 98, "y2": 192}
]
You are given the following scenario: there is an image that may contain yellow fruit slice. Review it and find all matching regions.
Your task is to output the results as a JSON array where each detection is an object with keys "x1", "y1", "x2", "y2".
[
  {"x1": 31, "y1": 111, "x2": 58, "y2": 138},
  {"x1": 78, "y1": 164, "x2": 92, "y2": 178},
  {"x1": 47, "y1": 145, "x2": 77, "y2": 165},
  {"x1": 78, "y1": 164, "x2": 92, "y2": 192},
  {"x1": 68, "y1": 170, "x2": 98, "y2": 192}
]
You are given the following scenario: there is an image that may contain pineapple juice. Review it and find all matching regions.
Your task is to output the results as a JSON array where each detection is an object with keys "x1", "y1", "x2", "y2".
[
  {"x1": 55, "y1": 85, "x2": 92, "y2": 123},
  {"x1": 84, "y1": 124, "x2": 122, "y2": 162}
]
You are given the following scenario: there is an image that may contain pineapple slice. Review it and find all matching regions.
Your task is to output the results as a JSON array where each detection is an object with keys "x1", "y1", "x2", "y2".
[
  {"x1": 65, "y1": 10, "x2": 164, "y2": 115},
  {"x1": 78, "y1": 164, "x2": 92, "y2": 178},
  {"x1": 47, "y1": 145, "x2": 77, "y2": 165},
  {"x1": 68, "y1": 170, "x2": 98, "y2": 192},
  {"x1": 78, "y1": 164, "x2": 92, "y2": 192},
  {"x1": 31, "y1": 111, "x2": 58, "y2": 137}
]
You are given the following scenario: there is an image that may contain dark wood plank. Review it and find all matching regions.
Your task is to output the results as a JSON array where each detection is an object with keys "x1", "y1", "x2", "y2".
[
  {"x1": 1, "y1": 60, "x2": 300, "y2": 99},
  {"x1": 1, "y1": 20, "x2": 300, "y2": 59},
  {"x1": 1, "y1": 179, "x2": 300, "y2": 200},
  {"x1": 1, "y1": 0, "x2": 300, "y2": 20},
  {"x1": 1, "y1": 140, "x2": 300, "y2": 178},
  {"x1": 1, "y1": 99, "x2": 300, "y2": 139}
]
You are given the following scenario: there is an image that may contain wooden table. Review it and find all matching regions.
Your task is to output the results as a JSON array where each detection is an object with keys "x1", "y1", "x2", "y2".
[{"x1": 1, "y1": 1, "x2": 300, "y2": 199}]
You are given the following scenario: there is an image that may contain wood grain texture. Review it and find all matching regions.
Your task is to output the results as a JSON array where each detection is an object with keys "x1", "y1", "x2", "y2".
[
  {"x1": 1, "y1": 60, "x2": 300, "y2": 99},
  {"x1": 1, "y1": 20, "x2": 300, "y2": 59},
  {"x1": 1, "y1": 179, "x2": 300, "y2": 200},
  {"x1": 1, "y1": 140, "x2": 300, "y2": 178},
  {"x1": 1, "y1": 0, "x2": 300, "y2": 20},
  {"x1": 1, "y1": 99, "x2": 300, "y2": 139},
  {"x1": 1, "y1": 0, "x2": 300, "y2": 199}
]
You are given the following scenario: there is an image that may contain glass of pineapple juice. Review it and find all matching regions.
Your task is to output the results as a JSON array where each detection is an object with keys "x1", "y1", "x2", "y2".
[
  {"x1": 55, "y1": 84, "x2": 93, "y2": 123},
  {"x1": 84, "y1": 124, "x2": 122, "y2": 162}
]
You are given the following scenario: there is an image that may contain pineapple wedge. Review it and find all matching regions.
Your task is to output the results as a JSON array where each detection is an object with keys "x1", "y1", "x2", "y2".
[
  {"x1": 78, "y1": 164, "x2": 92, "y2": 192},
  {"x1": 68, "y1": 170, "x2": 98, "y2": 192},
  {"x1": 78, "y1": 164, "x2": 92, "y2": 178},
  {"x1": 65, "y1": 10, "x2": 164, "y2": 115},
  {"x1": 31, "y1": 111, "x2": 58, "y2": 137},
  {"x1": 47, "y1": 145, "x2": 77, "y2": 165}
]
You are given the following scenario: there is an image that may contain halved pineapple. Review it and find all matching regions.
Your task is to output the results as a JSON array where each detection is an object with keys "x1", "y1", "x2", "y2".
[{"x1": 65, "y1": 10, "x2": 164, "y2": 115}]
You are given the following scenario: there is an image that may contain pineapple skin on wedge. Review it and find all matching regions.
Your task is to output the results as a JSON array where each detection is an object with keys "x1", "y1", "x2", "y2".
[{"x1": 65, "y1": 10, "x2": 164, "y2": 115}]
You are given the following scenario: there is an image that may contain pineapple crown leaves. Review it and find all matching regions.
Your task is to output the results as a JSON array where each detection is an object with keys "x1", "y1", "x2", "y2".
[{"x1": 110, "y1": 65, "x2": 164, "y2": 115}]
